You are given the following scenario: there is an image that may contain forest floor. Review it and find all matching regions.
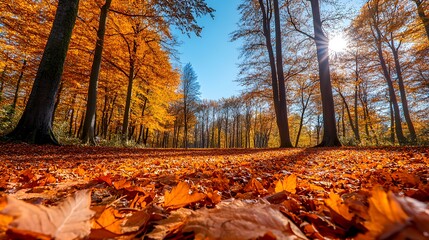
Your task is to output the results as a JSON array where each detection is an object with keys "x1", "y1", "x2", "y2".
[{"x1": 0, "y1": 143, "x2": 428, "y2": 239}]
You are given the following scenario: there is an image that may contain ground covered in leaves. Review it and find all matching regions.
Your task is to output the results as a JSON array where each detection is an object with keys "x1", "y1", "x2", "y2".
[{"x1": 0, "y1": 143, "x2": 428, "y2": 239}]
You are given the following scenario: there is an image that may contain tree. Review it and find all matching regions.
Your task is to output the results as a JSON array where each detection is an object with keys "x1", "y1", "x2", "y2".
[
  {"x1": 181, "y1": 63, "x2": 200, "y2": 149},
  {"x1": 4, "y1": 0, "x2": 79, "y2": 144},
  {"x1": 79, "y1": 0, "x2": 214, "y2": 145},
  {"x1": 307, "y1": 0, "x2": 341, "y2": 147},
  {"x1": 257, "y1": 0, "x2": 293, "y2": 148},
  {"x1": 81, "y1": 0, "x2": 112, "y2": 145}
]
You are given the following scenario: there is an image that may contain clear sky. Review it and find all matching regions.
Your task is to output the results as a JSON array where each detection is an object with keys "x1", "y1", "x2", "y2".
[{"x1": 173, "y1": 0, "x2": 242, "y2": 101}]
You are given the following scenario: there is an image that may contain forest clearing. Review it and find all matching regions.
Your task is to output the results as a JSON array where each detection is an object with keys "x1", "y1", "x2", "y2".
[{"x1": 0, "y1": 144, "x2": 428, "y2": 239}]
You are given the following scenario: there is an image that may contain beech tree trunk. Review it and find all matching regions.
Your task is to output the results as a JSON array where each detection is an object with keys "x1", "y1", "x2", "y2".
[
  {"x1": 309, "y1": 0, "x2": 341, "y2": 147},
  {"x1": 258, "y1": 0, "x2": 293, "y2": 148},
  {"x1": 389, "y1": 39, "x2": 417, "y2": 143},
  {"x1": 81, "y1": 0, "x2": 112, "y2": 145},
  {"x1": 4, "y1": 0, "x2": 79, "y2": 144}
]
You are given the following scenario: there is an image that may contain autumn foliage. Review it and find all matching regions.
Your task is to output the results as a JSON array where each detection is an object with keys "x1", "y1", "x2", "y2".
[{"x1": 0, "y1": 143, "x2": 428, "y2": 239}]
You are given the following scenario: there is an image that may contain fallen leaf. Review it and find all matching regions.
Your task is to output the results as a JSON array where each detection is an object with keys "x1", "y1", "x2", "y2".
[
  {"x1": 183, "y1": 200, "x2": 308, "y2": 240},
  {"x1": 147, "y1": 208, "x2": 191, "y2": 240},
  {"x1": 275, "y1": 174, "x2": 297, "y2": 194},
  {"x1": 362, "y1": 187, "x2": 409, "y2": 239},
  {"x1": 1, "y1": 190, "x2": 94, "y2": 240},
  {"x1": 164, "y1": 182, "x2": 205, "y2": 209},
  {"x1": 243, "y1": 178, "x2": 266, "y2": 195},
  {"x1": 324, "y1": 191, "x2": 354, "y2": 221},
  {"x1": 91, "y1": 207, "x2": 124, "y2": 234}
]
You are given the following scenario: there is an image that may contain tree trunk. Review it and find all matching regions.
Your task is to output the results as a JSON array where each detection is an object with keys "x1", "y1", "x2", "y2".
[
  {"x1": 309, "y1": 0, "x2": 341, "y2": 147},
  {"x1": 122, "y1": 65, "x2": 135, "y2": 142},
  {"x1": 258, "y1": 0, "x2": 293, "y2": 148},
  {"x1": 374, "y1": 42, "x2": 407, "y2": 145},
  {"x1": 11, "y1": 59, "x2": 27, "y2": 112},
  {"x1": 389, "y1": 39, "x2": 417, "y2": 143},
  {"x1": 4, "y1": 0, "x2": 79, "y2": 144},
  {"x1": 81, "y1": 0, "x2": 112, "y2": 145}
]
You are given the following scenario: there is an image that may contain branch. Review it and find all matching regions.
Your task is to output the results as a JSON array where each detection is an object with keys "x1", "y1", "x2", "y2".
[{"x1": 286, "y1": 1, "x2": 315, "y2": 40}]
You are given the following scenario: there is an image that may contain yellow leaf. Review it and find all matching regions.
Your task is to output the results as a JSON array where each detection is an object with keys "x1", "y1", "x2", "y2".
[
  {"x1": 92, "y1": 207, "x2": 124, "y2": 234},
  {"x1": 324, "y1": 191, "x2": 353, "y2": 221},
  {"x1": 364, "y1": 187, "x2": 409, "y2": 238},
  {"x1": 275, "y1": 174, "x2": 297, "y2": 194},
  {"x1": 164, "y1": 182, "x2": 206, "y2": 209}
]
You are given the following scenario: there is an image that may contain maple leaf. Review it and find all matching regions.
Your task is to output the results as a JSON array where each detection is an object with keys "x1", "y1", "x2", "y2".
[
  {"x1": 0, "y1": 190, "x2": 94, "y2": 240},
  {"x1": 164, "y1": 182, "x2": 206, "y2": 209},
  {"x1": 275, "y1": 174, "x2": 297, "y2": 194}
]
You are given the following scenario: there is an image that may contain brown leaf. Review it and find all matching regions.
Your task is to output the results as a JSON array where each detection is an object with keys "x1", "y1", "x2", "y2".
[
  {"x1": 164, "y1": 182, "x2": 205, "y2": 209},
  {"x1": 244, "y1": 178, "x2": 266, "y2": 195},
  {"x1": 275, "y1": 174, "x2": 297, "y2": 194},
  {"x1": 1, "y1": 190, "x2": 94, "y2": 240},
  {"x1": 183, "y1": 200, "x2": 307, "y2": 240}
]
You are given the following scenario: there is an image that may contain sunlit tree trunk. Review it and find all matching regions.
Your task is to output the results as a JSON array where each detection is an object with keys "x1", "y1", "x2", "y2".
[
  {"x1": 5, "y1": 0, "x2": 79, "y2": 144},
  {"x1": 309, "y1": 0, "x2": 341, "y2": 147},
  {"x1": 81, "y1": 0, "x2": 112, "y2": 145}
]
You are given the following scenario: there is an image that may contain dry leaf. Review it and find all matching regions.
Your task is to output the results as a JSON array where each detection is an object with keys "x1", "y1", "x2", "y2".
[
  {"x1": 91, "y1": 207, "x2": 124, "y2": 234},
  {"x1": 164, "y1": 182, "x2": 205, "y2": 209},
  {"x1": 275, "y1": 174, "x2": 297, "y2": 194},
  {"x1": 1, "y1": 190, "x2": 94, "y2": 240},
  {"x1": 146, "y1": 208, "x2": 192, "y2": 240},
  {"x1": 362, "y1": 187, "x2": 409, "y2": 239},
  {"x1": 183, "y1": 200, "x2": 308, "y2": 240},
  {"x1": 324, "y1": 191, "x2": 354, "y2": 221},
  {"x1": 243, "y1": 178, "x2": 266, "y2": 195}
]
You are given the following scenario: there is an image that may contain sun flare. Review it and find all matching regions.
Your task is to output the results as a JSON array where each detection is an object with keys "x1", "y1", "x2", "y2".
[{"x1": 329, "y1": 35, "x2": 348, "y2": 52}]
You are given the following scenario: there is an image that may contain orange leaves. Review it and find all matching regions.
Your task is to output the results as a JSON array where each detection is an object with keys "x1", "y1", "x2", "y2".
[
  {"x1": 275, "y1": 174, "x2": 297, "y2": 194},
  {"x1": 0, "y1": 190, "x2": 94, "y2": 240},
  {"x1": 164, "y1": 182, "x2": 206, "y2": 209},
  {"x1": 1, "y1": 145, "x2": 429, "y2": 239},
  {"x1": 324, "y1": 191, "x2": 354, "y2": 221},
  {"x1": 362, "y1": 187, "x2": 409, "y2": 238}
]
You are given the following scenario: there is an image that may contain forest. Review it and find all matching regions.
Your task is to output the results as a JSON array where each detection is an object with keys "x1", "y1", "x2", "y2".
[
  {"x1": 0, "y1": 0, "x2": 429, "y2": 239},
  {"x1": 0, "y1": 0, "x2": 428, "y2": 148}
]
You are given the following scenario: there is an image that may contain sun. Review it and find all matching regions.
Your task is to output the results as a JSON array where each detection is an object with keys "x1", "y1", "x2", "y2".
[{"x1": 329, "y1": 35, "x2": 348, "y2": 52}]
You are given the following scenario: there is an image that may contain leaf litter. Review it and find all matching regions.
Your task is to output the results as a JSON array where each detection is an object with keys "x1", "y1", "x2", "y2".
[{"x1": 0, "y1": 143, "x2": 428, "y2": 239}]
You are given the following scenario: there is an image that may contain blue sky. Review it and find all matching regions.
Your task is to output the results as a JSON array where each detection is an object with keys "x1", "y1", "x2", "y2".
[{"x1": 173, "y1": 0, "x2": 242, "y2": 101}]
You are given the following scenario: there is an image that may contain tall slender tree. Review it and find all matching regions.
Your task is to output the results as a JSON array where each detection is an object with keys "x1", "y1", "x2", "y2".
[
  {"x1": 257, "y1": 0, "x2": 293, "y2": 147},
  {"x1": 81, "y1": 0, "x2": 112, "y2": 145},
  {"x1": 4, "y1": 0, "x2": 79, "y2": 144},
  {"x1": 309, "y1": 0, "x2": 341, "y2": 146},
  {"x1": 181, "y1": 63, "x2": 200, "y2": 149}
]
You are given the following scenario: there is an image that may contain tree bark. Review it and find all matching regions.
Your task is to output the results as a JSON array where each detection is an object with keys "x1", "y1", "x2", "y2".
[
  {"x1": 389, "y1": 38, "x2": 417, "y2": 143},
  {"x1": 11, "y1": 59, "x2": 27, "y2": 112},
  {"x1": 4, "y1": 0, "x2": 79, "y2": 144},
  {"x1": 258, "y1": 0, "x2": 293, "y2": 148},
  {"x1": 81, "y1": 0, "x2": 112, "y2": 145},
  {"x1": 309, "y1": 0, "x2": 341, "y2": 147}
]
